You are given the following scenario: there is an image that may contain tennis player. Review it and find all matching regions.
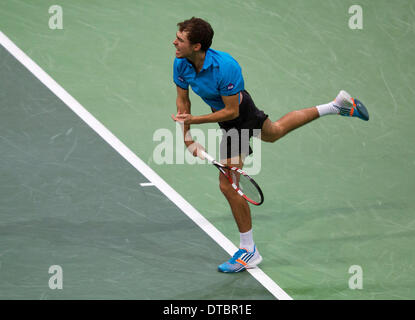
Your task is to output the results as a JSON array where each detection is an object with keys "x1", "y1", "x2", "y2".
[{"x1": 171, "y1": 17, "x2": 369, "y2": 273}]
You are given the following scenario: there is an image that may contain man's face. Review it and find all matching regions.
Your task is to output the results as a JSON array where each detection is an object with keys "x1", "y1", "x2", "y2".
[{"x1": 173, "y1": 31, "x2": 197, "y2": 58}]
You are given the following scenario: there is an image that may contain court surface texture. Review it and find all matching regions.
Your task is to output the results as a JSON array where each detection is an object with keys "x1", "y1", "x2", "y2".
[{"x1": 1, "y1": 0, "x2": 414, "y2": 299}]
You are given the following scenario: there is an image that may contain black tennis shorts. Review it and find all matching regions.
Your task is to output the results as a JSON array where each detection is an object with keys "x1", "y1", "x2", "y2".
[{"x1": 214, "y1": 90, "x2": 268, "y2": 160}]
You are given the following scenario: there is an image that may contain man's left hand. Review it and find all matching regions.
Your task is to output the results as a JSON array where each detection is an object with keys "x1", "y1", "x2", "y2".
[{"x1": 171, "y1": 112, "x2": 193, "y2": 125}]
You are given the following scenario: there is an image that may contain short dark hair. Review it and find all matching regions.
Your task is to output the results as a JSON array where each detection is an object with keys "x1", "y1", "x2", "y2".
[{"x1": 177, "y1": 17, "x2": 214, "y2": 52}]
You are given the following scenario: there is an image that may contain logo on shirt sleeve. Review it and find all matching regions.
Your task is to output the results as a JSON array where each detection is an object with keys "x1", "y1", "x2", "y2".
[{"x1": 227, "y1": 83, "x2": 234, "y2": 90}]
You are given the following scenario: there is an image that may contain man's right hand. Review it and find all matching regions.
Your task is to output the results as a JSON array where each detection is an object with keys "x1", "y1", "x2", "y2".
[{"x1": 186, "y1": 141, "x2": 206, "y2": 160}]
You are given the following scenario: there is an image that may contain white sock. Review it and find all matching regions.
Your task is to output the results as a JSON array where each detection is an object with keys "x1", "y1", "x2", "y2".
[
  {"x1": 316, "y1": 101, "x2": 339, "y2": 117},
  {"x1": 239, "y1": 229, "x2": 255, "y2": 252}
]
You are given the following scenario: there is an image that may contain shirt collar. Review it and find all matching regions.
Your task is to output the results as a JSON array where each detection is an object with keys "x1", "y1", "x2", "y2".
[{"x1": 201, "y1": 49, "x2": 214, "y2": 71}]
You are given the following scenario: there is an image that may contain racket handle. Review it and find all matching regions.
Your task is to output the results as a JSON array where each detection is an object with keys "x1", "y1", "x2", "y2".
[{"x1": 199, "y1": 150, "x2": 215, "y2": 163}]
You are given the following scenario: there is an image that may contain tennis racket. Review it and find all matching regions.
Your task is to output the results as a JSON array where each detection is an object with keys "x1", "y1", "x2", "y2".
[{"x1": 200, "y1": 150, "x2": 264, "y2": 206}]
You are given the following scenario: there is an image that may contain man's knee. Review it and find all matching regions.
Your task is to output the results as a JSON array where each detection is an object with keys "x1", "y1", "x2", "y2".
[{"x1": 263, "y1": 124, "x2": 285, "y2": 142}]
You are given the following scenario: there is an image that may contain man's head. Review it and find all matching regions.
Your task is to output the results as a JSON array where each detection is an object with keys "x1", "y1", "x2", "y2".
[{"x1": 173, "y1": 17, "x2": 214, "y2": 58}]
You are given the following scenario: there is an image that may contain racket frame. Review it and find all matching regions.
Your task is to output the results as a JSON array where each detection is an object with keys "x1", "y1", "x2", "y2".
[{"x1": 200, "y1": 150, "x2": 264, "y2": 206}]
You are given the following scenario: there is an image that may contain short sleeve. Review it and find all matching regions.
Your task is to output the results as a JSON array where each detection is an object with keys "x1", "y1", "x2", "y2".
[
  {"x1": 218, "y1": 60, "x2": 244, "y2": 96},
  {"x1": 173, "y1": 58, "x2": 189, "y2": 90}
]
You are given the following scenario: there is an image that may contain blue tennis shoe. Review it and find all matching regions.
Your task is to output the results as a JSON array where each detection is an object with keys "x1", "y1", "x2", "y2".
[
  {"x1": 334, "y1": 90, "x2": 369, "y2": 121},
  {"x1": 218, "y1": 246, "x2": 262, "y2": 273}
]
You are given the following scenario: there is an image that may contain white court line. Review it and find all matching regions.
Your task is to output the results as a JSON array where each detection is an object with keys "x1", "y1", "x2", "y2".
[
  {"x1": 0, "y1": 30, "x2": 292, "y2": 300},
  {"x1": 140, "y1": 182, "x2": 155, "y2": 187}
]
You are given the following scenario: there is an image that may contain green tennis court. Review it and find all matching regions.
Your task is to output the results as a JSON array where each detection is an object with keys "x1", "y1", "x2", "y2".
[{"x1": 1, "y1": 0, "x2": 414, "y2": 300}]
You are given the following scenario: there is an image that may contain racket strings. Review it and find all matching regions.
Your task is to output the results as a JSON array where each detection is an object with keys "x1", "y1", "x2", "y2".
[{"x1": 230, "y1": 170, "x2": 262, "y2": 204}]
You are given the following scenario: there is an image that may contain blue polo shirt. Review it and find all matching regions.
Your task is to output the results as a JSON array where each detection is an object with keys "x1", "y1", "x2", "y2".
[{"x1": 173, "y1": 48, "x2": 244, "y2": 110}]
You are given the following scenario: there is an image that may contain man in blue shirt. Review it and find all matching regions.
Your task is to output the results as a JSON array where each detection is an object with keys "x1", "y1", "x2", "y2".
[{"x1": 171, "y1": 17, "x2": 369, "y2": 273}]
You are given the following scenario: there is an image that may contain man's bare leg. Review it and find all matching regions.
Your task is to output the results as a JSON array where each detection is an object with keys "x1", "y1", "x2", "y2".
[
  {"x1": 217, "y1": 154, "x2": 263, "y2": 272},
  {"x1": 260, "y1": 107, "x2": 319, "y2": 142},
  {"x1": 219, "y1": 155, "x2": 251, "y2": 233},
  {"x1": 260, "y1": 90, "x2": 370, "y2": 142}
]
